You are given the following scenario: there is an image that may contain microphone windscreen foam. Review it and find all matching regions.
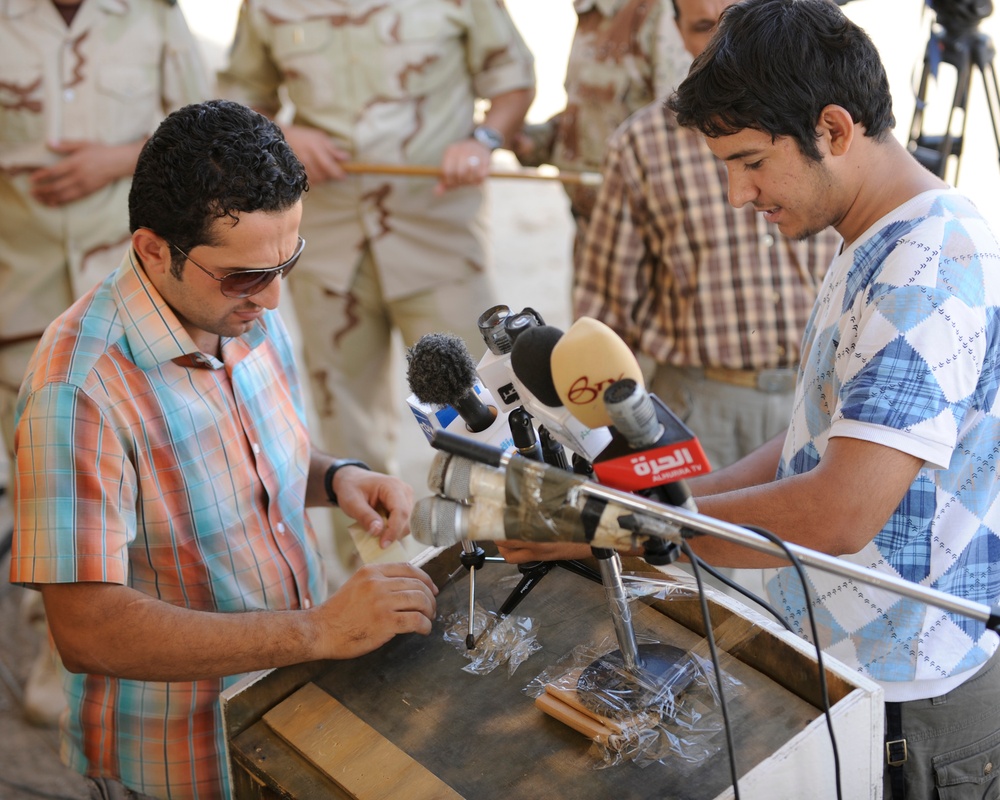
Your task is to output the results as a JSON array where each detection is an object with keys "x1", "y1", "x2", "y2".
[
  {"x1": 406, "y1": 333, "x2": 479, "y2": 407},
  {"x1": 509, "y1": 325, "x2": 564, "y2": 407}
]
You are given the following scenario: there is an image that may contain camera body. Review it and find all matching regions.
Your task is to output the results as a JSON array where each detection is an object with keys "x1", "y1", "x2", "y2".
[
  {"x1": 837, "y1": 0, "x2": 994, "y2": 37},
  {"x1": 931, "y1": 0, "x2": 994, "y2": 37}
]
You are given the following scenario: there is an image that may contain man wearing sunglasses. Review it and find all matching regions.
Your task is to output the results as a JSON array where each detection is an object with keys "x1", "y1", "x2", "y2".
[{"x1": 8, "y1": 100, "x2": 438, "y2": 800}]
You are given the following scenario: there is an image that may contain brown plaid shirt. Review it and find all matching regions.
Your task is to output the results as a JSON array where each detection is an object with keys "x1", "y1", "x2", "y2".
[{"x1": 574, "y1": 102, "x2": 843, "y2": 371}]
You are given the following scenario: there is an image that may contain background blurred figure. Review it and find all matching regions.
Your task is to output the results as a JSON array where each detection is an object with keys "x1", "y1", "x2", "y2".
[
  {"x1": 575, "y1": 0, "x2": 843, "y2": 472},
  {"x1": 511, "y1": 0, "x2": 691, "y2": 257},
  {"x1": 218, "y1": 0, "x2": 535, "y2": 577},
  {"x1": 0, "y1": 0, "x2": 211, "y2": 727},
  {"x1": 572, "y1": 0, "x2": 842, "y2": 606}
]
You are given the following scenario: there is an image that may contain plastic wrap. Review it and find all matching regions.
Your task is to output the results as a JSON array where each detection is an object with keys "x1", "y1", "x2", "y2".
[
  {"x1": 525, "y1": 632, "x2": 744, "y2": 768},
  {"x1": 442, "y1": 601, "x2": 542, "y2": 676}
]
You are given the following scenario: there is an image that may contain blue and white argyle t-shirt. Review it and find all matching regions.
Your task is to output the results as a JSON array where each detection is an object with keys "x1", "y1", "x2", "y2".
[{"x1": 768, "y1": 190, "x2": 1000, "y2": 701}]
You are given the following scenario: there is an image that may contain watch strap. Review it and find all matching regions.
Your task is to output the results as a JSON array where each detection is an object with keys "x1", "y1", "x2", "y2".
[
  {"x1": 324, "y1": 458, "x2": 371, "y2": 506},
  {"x1": 472, "y1": 125, "x2": 504, "y2": 151}
]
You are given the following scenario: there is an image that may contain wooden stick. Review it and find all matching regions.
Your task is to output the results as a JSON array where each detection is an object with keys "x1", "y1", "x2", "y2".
[
  {"x1": 340, "y1": 161, "x2": 602, "y2": 187},
  {"x1": 544, "y1": 683, "x2": 624, "y2": 734},
  {"x1": 534, "y1": 693, "x2": 616, "y2": 743}
]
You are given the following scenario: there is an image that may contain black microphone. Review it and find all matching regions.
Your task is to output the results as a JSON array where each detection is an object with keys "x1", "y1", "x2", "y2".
[{"x1": 509, "y1": 406, "x2": 544, "y2": 461}]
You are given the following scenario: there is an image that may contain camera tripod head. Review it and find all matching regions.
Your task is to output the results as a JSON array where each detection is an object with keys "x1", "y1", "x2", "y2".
[{"x1": 931, "y1": 0, "x2": 994, "y2": 39}]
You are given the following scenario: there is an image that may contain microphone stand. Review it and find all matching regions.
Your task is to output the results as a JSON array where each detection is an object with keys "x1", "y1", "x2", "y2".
[
  {"x1": 552, "y1": 475, "x2": 1000, "y2": 631},
  {"x1": 429, "y1": 429, "x2": 1000, "y2": 633},
  {"x1": 459, "y1": 539, "x2": 488, "y2": 649}
]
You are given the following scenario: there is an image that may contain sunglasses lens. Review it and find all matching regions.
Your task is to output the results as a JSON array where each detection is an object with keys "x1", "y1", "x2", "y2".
[
  {"x1": 217, "y1": 239, "x2": 304, "y2": 298},
  {"x1": 221, "y1": 271, "x2": 275, "y2": 298}
]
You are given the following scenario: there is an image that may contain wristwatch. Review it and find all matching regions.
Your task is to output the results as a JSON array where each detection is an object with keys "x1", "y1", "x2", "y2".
[
  {"x1": 324, "y1": 458, "x2": 371, "y2": 506},
  {"x1": 472, "y1": 125, "x2": 504, "y2": 151}
]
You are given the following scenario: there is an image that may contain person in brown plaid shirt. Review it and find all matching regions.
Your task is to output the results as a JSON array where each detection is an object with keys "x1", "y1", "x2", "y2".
[{"x1": 574, "y1": 0, "x2": 842, "y2": 472}]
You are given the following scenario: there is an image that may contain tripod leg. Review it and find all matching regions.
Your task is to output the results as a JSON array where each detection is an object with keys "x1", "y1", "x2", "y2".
[
  {"x1": 980, "y1": 58, "x2": 1000, "y2": 172},
  {"x1": 908, "y1": 29, "x2": 977, "y2": 181}
]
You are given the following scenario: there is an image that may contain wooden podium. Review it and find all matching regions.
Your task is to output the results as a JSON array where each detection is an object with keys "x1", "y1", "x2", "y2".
[{"x1": 222, "y1": 545, "x2": 884, "y2": 799}]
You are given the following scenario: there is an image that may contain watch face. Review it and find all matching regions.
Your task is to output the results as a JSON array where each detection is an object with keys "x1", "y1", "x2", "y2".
[{"x1": 474, "y1": 126, "x2": 503, "y2": 150}]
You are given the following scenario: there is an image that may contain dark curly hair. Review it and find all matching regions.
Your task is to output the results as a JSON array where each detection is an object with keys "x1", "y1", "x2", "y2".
[
  {"x1": 129, "y1": 100, "x2": 308, "y2": 275},
  {"x1": 668, "y1": 0, "x2": 895, "y2": 161}
]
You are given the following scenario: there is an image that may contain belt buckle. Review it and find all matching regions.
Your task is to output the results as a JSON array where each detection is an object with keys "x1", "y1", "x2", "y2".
[
  {"x1": 885, "y1": 738, "x2": 908, "y2": 767},
  {"x1": 755, "y1": 368, "x2": 796, "y2": 394}
]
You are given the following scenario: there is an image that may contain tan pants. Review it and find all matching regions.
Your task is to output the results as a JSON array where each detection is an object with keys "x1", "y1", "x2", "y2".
[{"x1": 288, "y1": 248, "x2": 496, "y2": 572}]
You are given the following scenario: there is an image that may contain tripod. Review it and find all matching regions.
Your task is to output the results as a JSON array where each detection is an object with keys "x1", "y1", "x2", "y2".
[{"x1": 908, "y1": 16, "x2": 1000, "y2": 183}]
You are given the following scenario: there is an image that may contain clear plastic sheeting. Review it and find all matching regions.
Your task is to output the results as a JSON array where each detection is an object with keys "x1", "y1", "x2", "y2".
[
  {"x1": 442, "y1": 603, "x2": 542, "y2": 676},
  {"x1": 623, "y1": 571, "x2": 702, "y2": 601},
  {"x1": 525, "y1": 634, "x2": 745, "y2": 769}
]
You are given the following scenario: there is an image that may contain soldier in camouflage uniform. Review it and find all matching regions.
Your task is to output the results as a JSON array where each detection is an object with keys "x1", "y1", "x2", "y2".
[
  {"x1": 512, "y1": 0, "x2": 691, "y2": 256},
  {"x1": 0, "y1": 0, "x2": 210, "y2": 727},
  {"x1": 218, "y1": 0, "x2": 536, "y2": 573},
  {"x1": 0, "y1": 0, "x2": 211, "y2": 460}
]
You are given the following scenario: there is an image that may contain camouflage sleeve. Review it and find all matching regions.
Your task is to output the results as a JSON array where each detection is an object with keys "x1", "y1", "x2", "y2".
[
  {"x1": 466, "y1": 0, "x2": 536, "y2": 100},
  {"x1": 217, "y1": 1, "x2": 285, "y2": 116},
  {"x1": 161, "y1": 3, "x2": 213, "y2": 112},
  {"x1": 652, "y1": 0, "x2": 693, "y2": 97}
]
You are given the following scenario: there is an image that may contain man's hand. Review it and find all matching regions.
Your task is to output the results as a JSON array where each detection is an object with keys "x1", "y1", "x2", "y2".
[
  {"x1": 29, "y1": 140, "x2": 142, "y2": 206},
  {"x1": 333, "y1": 467, "x2": 414, "y2": 550},
  {"x1": 281, "y1": 124, "x2": 349, "y2": 182},
  {"x1": 313, "y1": 563, "x2": 438, "y2": 660},
  {"x1": 41, "y1": 568, "x2": 436, "y2": 681},
  {"x1": 435, "y1": 138, "x2": 491, "y2": 195}
]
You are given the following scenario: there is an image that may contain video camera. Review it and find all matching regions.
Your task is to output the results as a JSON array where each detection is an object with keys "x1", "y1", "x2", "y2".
[
  {"x1": 931, "y1": 0, "x2": 994, "y2": 37},
  {"x1": 837, "y1": 0, "x2": 994, "y2": 38}
]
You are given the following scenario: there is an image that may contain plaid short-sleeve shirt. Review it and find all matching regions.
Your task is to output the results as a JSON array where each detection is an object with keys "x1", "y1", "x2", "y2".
[{"x1": 10, "y1": 251, "x2": 325, "y2": 799}]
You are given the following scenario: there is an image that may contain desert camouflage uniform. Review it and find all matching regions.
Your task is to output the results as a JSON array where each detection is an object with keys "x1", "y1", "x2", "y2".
[
  {"x1": 218, "y1": 1, "x2": 535, "y2": 571},
  {"x1": 0, "y1": 0, "x2": 210, "y2": 454},
  {"x1": 517, "y1": 0, "x2": 691, "y2": 250}
]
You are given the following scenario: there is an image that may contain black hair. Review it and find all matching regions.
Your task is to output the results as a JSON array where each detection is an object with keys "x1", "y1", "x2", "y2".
[
  {"x1": 129, "y1": 99, "x2": 308, "y2": 273},
  {"x1": 667, "y1": 0, "x2": 895, "y2": 160}
]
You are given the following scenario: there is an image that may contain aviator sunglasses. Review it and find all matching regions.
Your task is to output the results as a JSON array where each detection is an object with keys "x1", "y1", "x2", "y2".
[{"x1": 167, "y1": 236, "x2": 306, "y2": 298}]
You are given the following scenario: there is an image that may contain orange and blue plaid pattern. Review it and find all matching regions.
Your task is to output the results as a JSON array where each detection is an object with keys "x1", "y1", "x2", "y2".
[{"x1": 10, "y1": 251, "x2": 325, "y2": 799}]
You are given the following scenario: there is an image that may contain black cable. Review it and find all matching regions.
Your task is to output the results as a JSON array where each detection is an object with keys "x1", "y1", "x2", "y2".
[
  {"x1": 689, "y1": 555, "x2": 796, "y2": 634},
  {"x1": 741, "y1": 524, "x2": 843, "y2": 800},
  {"x1": 679, "y1": 538, "x2": 740, "y2": 800}
]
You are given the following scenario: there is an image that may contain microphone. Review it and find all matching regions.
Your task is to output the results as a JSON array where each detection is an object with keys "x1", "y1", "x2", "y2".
[
  {"x1": 595, "y1": 378, "x2": 709, "y2": 505},
  {"x1": 405, "y1": 332, "x2": 514, "y2": 450},
  {"x1": 410, "y1": 449, "x2": 682, "y2": 549},
  {"x1": 509, "y1": 406, "x2": 544, "y2": 461},
  {"x1": 546, "y1": 322, "x2": 709, "y2": 565},
  {"x1": 549, "y1": 317, "x2": 646, "y2": 430},
  {"x1": 508, "y1": 325, "x2": 612, "y2": 461},
  {"x1": 426, "y1": 450, "x2": 506, "y2": 505},
  {"x1": 543, "y1": 320, "x2": 710, "y2": 498}
]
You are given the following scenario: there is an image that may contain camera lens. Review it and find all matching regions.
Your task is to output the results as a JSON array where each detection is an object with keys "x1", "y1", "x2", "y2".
[
  {"x1": 477, "y1": 305, "x2": 513, "y2": 354},
  {"x1": 504, "y1": 307, "x2": 545, "y2": 346}
]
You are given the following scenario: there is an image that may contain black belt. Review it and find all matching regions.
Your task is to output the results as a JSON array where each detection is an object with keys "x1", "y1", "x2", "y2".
[{"x1": 885, "y1": 701, "x2": 907, "y2": 799}]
